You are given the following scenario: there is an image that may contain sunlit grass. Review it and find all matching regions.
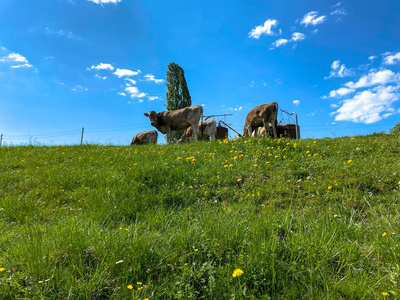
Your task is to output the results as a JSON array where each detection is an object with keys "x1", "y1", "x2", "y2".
[{"x1": 0, "y1": 133, "x2": 399, "y2": 299}]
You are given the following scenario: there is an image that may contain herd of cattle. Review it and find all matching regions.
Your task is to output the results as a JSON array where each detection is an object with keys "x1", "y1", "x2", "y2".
[{"x1": 131, "y1": 102, "x2": 299, "y2": 145}]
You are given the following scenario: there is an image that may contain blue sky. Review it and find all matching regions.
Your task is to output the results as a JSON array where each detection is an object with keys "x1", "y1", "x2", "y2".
[{"x1": 1, "y1": 0, "x2": 399, "y2": 145}]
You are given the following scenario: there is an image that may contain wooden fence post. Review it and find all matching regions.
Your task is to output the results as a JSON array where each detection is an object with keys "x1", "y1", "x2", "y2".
[{"x1": 80, "y1": 127, "x2": 84, "y2": 145}]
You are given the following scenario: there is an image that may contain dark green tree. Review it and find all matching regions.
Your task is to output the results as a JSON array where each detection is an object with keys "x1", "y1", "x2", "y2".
[
  {"x1": 165, "y1": 62, "x2": 192, "y2": 142},
  {"x1": 165, "y1": 62, "x2": 191, "y2": 111}
]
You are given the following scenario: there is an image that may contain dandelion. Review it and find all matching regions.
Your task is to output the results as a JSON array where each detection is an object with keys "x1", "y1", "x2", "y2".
[
  {"x1": 38, "y1": 281, "x2": 44, "y2": 284},
  {"x1": 194, "y1": 248, "x2": 199, "y2": 252},
  {"x1": 137, "y1": 282, "x2": 142, "y2": 285},
  {"x1": 348, "y1": 159, "x2": 352, "y2": 163},
  {"x1": 237, "y1": 178, "x2": 242, "y2": 182},
  {"x1": 253, "y1": 164, "x2": 258, "y2": 167},
  {"x1": 266, "y1": 161, "x2": 270, "y2": 164},
  {"x1": 127, "y1": 285, "x2": 133, "y2": 289},
  {"x1": 144, "y1": 298, "x2": 150, "y2": 300},
  {"x1": 382, "y1": 292, "x2": 388, "y2": 296},
  {"x1": 328, "y1": 186, "x2": 332, "y2": 190},
  {"x1": 232, "y1": 268, "x2": 244, "y2": 277},
  {"x1": 382, "y1": 232, "x2": 387, "y2": 237},
  {"x1": 0, "y1": 268, "x2": 4, "y2": 272},
  {"x1": 138, "y1": 287, "x2": 144, "y2": 291}
]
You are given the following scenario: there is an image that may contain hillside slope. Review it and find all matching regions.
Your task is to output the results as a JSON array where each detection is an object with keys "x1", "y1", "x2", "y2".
[{"x1": 0, "y1": 133, "x2": 399, "y2": 299}]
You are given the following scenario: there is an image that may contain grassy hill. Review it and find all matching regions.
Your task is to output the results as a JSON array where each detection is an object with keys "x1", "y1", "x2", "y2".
[{"x1": 0, "y1": 132, "x2": 399, "y2": 299}]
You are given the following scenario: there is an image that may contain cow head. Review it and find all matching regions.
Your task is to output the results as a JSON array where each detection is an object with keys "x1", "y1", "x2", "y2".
[{"x1": 143, "y1": 111, "x2": 158, "y2": 127}]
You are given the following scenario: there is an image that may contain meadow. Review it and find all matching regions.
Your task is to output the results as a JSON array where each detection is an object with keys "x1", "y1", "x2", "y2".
[{"x1": 0, "y1": 131, "x2": 399, "y2": 299}]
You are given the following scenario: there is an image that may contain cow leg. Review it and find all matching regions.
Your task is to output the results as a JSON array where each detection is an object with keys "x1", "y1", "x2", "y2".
[
  {"x1": 165, "y1": 127, "x2": 172, "y2": 144},
  {"x1": 271, "y1": 123, "x2": 277, "y2": 138},
  {"x1": 191, "y1": 123, "x2": 199, "y2": 141}
]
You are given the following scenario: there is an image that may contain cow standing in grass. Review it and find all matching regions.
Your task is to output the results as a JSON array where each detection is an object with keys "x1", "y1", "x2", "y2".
[
  {"x1": 143, "y1": 105, "x2": 203, "y2": 144},
  {"x1": 130, "y1": 130, "x2": 158, "y2": 145},
  {"x1": 177, "y1": 119, "x2": 217, "y2": 143},
  {"x1": 243, "y1": 102, "x2": 278, "y2": 138}
]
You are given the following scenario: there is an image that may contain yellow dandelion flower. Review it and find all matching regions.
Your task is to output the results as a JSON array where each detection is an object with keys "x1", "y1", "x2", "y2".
[
  {"x1": 127, "y1": 285, "x2": 133, "y2": 289},
  {"x1": 138, "y1": 287, "x2": 144, "y2": 291},
  {"x1": 266, "y1": 161, "x2": 270, "y2": 164},
  {"x1": 328, "y1": 186, "x2": 332, "y2": 190},
  {"x1": 38, "y1": 281, "x2": 44, "y2": 284},
  {"x1": 0, "y1": 268, "x2": 4, "y2": 272},
  {"x1": 232, "y1": 268, "x2": 244, "y2": 277},
  {"x1": 137, "y1": 282, "x2": 142, "y2": 285},
  {"x1": 144, "y1": 298, "x2": 150, "y2": 300},
  {"x1": 348, "y1": 159, "x2": 352, "y2": 163},
  {"x1": 382, "y1": 232, "x2": 387, "y2": 237},
  {"x1": 382, "y1": 292, "x2": 388, "y2": 296},
  {"x1": 237, "y1": 178, "x2": 242, "y2": 182},
  {"x1": 194, "y1": 248, "x2": 199, "y2": 252},
  {"x1": 253, "y1": 164, "x2": 258, "y2": 167}
]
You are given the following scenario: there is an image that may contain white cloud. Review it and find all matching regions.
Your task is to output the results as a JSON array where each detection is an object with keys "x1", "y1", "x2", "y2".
[
  {"x1": 345, "y1": 69, "x2": 400, "y2": 89},
  {"x1": 94, "y1": 74, "x2": 107, "y2": 80},
  {"x1": 325, "y1": 60, "x2": 353, "y2": 79},
  {"x1": 90, "y1": 63, "x2": 114, "y2": 71},
  {"x1": 118, "y1": 92, "x2": 127, "y2": 97},
  {"x1": 300, "y1": 11, "x2": 326, "y2": 27},
  {"x1": 7, "y1": 53, "x2": 28, "y2": 63},
  {"x1": 113, "y1": 68, "x2": 141, "y2": 78},
  {"x1": 11, "y1": 63, "x2": 33, "y2": 69},
  {"x1": 0, "y1": 52, "x2": 33, "y2": 69},
  {"x1": 125, "y1": 86, "x2": 147, "y2": 98},
  {"x1": 332, "y1": 86, "x2": 400, "y2": 124},
  {"x1": 125, "y1": 78, "x2": 137, "y2": 85},
  {"x1": 148, "y1": 96, "x2": 161, "y2": 101},
  {"x1": 383, "y1": 52, "x2": 400, "y2": 65},
  {"x1": 328, "y1": 87, "x2": 355, "y2": 98},
  {"x1": 293, "y1": 100, "x2": 300, "y2": 105},
  {"x1": 291, "y1": 32, "x2": 306, "y2": 42},
  {"x1": 248, "y1": 81, "x2": 255, "y2": 88},
  {"x1": 139, "y1": 99, "x2": 144, "y2": 103},
  {"x1": 272, "y1": 38, "x2": 288, "y2": 48},
  {"x1": 143, "y1": 74, "x2": 164, "y2": 84},
  {"x1": 230, "y1": 106, "x2": 243, "y2": 111},
  {"x1": 368, "y1": 56, "x2": 377, "y2": 61},
  {"x1": 87, "y1": 0, "x2": 121, "y2": 4},
  {"x1": 248, "y1": 19, "x2": 278, "y2": 39}
]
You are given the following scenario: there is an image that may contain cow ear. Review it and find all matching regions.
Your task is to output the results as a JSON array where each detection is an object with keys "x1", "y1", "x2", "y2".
[{"x1": 143, "y1": 113, "x2": 149, "y2": 117}]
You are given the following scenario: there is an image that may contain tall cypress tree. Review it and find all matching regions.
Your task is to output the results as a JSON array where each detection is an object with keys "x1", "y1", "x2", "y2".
[
  {"x1": 165, "y1": 62, "x2": 192, "y2": 142},
  {"x1": 166, "y1": 62, "x2": 191, "y2": 111}
]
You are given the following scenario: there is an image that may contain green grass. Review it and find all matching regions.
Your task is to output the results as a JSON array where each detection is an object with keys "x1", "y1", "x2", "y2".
[{"x1": 0, "y1": 133, "x2": 399, "y2": 299}]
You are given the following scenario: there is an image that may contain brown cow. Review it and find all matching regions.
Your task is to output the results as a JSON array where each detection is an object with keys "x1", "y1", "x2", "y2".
[
  {"x1": 143, "y1": 105, "x2": 203, "y2": 144},
  {"x1": 215, "y1": 125, "x2": 228, "y2": 140},
  {"x1": 243, "y1": 102, "x2": 278, "y2": 138},
  {"x1": 130, "y1": 130, "x2": 158, "y2": 145},
  {"x1": 254, "y1": 123, "x2": 300, "y2": 139},
  {"x1": 177, "y1": 119, "x2": 217, "y2": 143}
]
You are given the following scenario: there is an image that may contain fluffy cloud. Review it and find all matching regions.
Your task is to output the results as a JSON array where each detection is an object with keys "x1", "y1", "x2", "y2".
[
  {"x1": 300, "y1": 11, "x2": 326, "y2": 27},
  {"x1": 125, "y1": 78, "x2": 137, "y2": 85},
  {"x1": 293, "y1": 100, "x2": 300, "y2": 105},
  {"x1": 325, "y1": 60, "x2": 353, "y2": 79},
  {"x1": 0, "y1": 52, "x2": 33, "y2": 69},
  {"x1": 383, "y1": 52, "x2": 400, "y2": 65},
  {"x1": 87, "y1": 0, "x2": 121, "y2": 4},
  {"x1": 113, "y1": 68, "x2": 141, "y2": 78},
  {"x1": 90, "y1": 63, "x2": 114, "y2": 71},
  {"x1": 332, "y1": 86, "x2": 399, "y2": 124},
  {"x1": 143, "y1": 74, "x2": 164, "y2": 84},
  {"x1": 272, "y1": 38, "x2": 288, "y2": 48},
  {"x1": 248, "y1": 19, "x2": 278, "y2": 39},
  {"x1": 125, "y1": 86, "x2": 147, "y2": 98},
  {"x1": 291, "y1": 32, "x2": 306, "y2": 42},
  {"x1": 345, "y1": 69, "x2": 400, "y2": 89},
  {"x1": 148, "y1": 96, "x2": 161, "y2": 101},
  {"x1": 230, "y1": 106, "x2": 243, "y2": 111}
]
